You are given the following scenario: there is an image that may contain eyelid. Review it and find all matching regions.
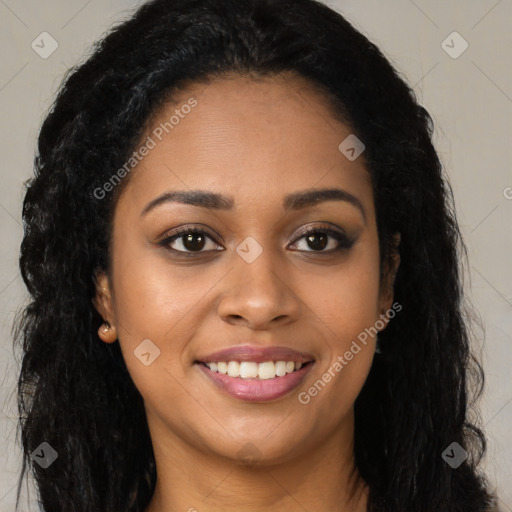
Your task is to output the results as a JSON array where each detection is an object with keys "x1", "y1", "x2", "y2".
[
  {"x1": 289, "y1": 223, "x2": 355, "y2": 251},
  {"x1": 158, "y1": 225, "x2": 223, "y2": 253},
  {"x1": 291, "y1": 222, "x2": 349, "y2": 241},
  {"x1": 158, "y1": 224, "x2": 221, "y2": 243},
  {"x1": 158, "y1": 222, "x2": 355, "y2": 254}
]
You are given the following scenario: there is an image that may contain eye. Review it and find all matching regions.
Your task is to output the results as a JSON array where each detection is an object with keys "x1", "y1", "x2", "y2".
[
  {"x1": 289, "y1": 225, "x2": 355, "y2": 253},
  {"x1": 160, "y1": 226, "x2": 223, "y2": 254},
  {"x1": 159, "y1": 224, "x2": 355, "y2": 256}
]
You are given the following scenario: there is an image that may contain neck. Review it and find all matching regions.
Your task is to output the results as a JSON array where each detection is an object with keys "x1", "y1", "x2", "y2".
[{"x1": 144, "y1": 408, "x2": 369, "y2": 512}]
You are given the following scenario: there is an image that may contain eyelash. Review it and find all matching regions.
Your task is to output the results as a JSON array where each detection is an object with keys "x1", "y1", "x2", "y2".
[{"x1": 159, "y1": 224, "x2": 355, "y2": 256}]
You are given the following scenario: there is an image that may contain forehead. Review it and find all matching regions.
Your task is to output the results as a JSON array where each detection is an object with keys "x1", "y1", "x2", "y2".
[{"x1": 117, "y1": 72, "x2": 373, "y2": 216}]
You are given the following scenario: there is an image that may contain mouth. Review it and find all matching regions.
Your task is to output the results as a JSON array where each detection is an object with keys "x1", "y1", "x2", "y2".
[
  {"x1": 195, "y1": 359, "x2": 314, "y2": 379},
  {"x1": 194, "y1": 356, "x2": 315, "y2": 402}
]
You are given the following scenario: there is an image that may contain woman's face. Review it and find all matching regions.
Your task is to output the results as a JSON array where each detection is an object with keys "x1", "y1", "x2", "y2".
[{"x1": 95, "y1": 72, "x2": 397, "y2": 466}]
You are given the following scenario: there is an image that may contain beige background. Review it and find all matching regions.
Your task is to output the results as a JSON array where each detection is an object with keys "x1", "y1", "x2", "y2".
[{"x1": 0, "y1": 1, "x2": 510, "y2": 510}]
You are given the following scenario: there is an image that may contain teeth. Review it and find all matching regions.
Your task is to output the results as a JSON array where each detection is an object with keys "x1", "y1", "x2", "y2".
[
  {"x1": 275, "y1": 361, "x2": 287, "y2": 377},
  {"x1": 258, "y1": 361, "x2": 276, "y2": 380},
  {"x1": 227, "y1": 361, "x2": 240, "y2": 378},
  {"x1": 240, "y1": 362, "x2": 258, "y2": 379},
  {"x1": 205, "y1": 360, "x2": 307, "y2": 379}
]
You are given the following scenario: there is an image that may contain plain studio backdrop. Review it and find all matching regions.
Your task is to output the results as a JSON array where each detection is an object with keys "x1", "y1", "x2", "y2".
[{"x1": 0, "y1": 1, "x2": 511, "y2": 510}]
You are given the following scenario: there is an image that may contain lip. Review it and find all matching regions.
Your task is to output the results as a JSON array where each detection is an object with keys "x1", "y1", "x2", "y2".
[
  {"x1": 196, "y1": 360, "x2": 314, "y2": 402},
  {"x1": 196, "y1": 344, "x2": 315, "y2": 365}
]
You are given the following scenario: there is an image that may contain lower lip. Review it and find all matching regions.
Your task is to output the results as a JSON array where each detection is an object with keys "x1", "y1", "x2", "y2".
[{"x1": 196, "y1": 362, "x2": 314, "y2": 402}]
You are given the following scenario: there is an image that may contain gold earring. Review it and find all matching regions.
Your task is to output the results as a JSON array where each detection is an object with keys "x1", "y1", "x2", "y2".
[{"x1": 98, "y1": 321, "x2": 117, "y2": 344}]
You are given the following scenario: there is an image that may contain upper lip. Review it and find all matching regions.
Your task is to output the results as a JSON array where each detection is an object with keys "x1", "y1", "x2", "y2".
[{"x1": 196, "y1": 345, "x2": 315, "y2": 364}]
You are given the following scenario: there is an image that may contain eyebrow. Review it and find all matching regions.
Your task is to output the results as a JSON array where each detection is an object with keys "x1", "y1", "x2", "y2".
[{"x1": 141, "y1": 187, "x2": 366, "y2": 223}]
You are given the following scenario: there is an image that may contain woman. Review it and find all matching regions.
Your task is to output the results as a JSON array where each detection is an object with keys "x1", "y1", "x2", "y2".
[{"x1": 14, "y1": 0, "x2": 500, "y2": 510}]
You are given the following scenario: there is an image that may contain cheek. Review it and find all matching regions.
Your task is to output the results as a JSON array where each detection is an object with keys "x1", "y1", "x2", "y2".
[
  {"x1": 110, "y1": 219, "x2": 214, "y2": 335},
  {"x1": 306, "y1": 239, "x2": 381, "y2": 411},
  {"x1": 108, "y1": 236, "x2": 215, "y2": 386},
  {"x1": 313, "y1": 237, "x2": 382, "y2": 344}
]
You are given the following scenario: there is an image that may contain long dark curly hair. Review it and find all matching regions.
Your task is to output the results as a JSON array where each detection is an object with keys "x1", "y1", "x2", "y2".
[{"x1": 14, "y1": 0, "x2": 499, "y2": 510}]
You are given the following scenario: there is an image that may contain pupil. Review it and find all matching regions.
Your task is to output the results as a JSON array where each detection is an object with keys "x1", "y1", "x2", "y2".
[
  {"x1": 307, "y1": 233, "x2": 327, "y2": 251},
  {"x1": 184, "y1": 233, "x2": 205, "y2": 251}
]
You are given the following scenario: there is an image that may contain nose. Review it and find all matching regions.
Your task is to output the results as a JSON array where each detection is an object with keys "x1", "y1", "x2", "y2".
[{"x1": 217, "y1": 249, "x2": 301, "y2": 330}]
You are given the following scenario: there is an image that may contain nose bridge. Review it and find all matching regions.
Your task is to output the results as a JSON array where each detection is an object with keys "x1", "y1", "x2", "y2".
[
  {"x1": 237, "y1": 246, "x2": 279, "y2": 291},
  {"x1": 234, "y1": 235, "x2": 286, "y2": 297},
  {"x1": 217, "y1": 235, "x2": 299, "y2": 327}
]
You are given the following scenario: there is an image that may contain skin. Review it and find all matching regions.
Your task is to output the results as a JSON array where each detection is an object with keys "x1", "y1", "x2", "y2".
[{"x1": 94, "y1": 72, "x2": 400, "y2": 512}]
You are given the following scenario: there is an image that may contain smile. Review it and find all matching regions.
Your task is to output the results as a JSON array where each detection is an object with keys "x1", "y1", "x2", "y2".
[
  {"x1": 201, "y1": 360, "x2": 306, "y2": 379},
  {"x1": 195, "y1": 360, "x2": 314, "y2": 402}
]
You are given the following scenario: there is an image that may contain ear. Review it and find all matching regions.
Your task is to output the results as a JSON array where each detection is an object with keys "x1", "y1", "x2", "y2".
[
  {"x1": 377, "y1": 233, "x2": 401, "y2": 330},
  {"x1": 92, "y1": 269, "x2": 118, "y2": 344}
]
